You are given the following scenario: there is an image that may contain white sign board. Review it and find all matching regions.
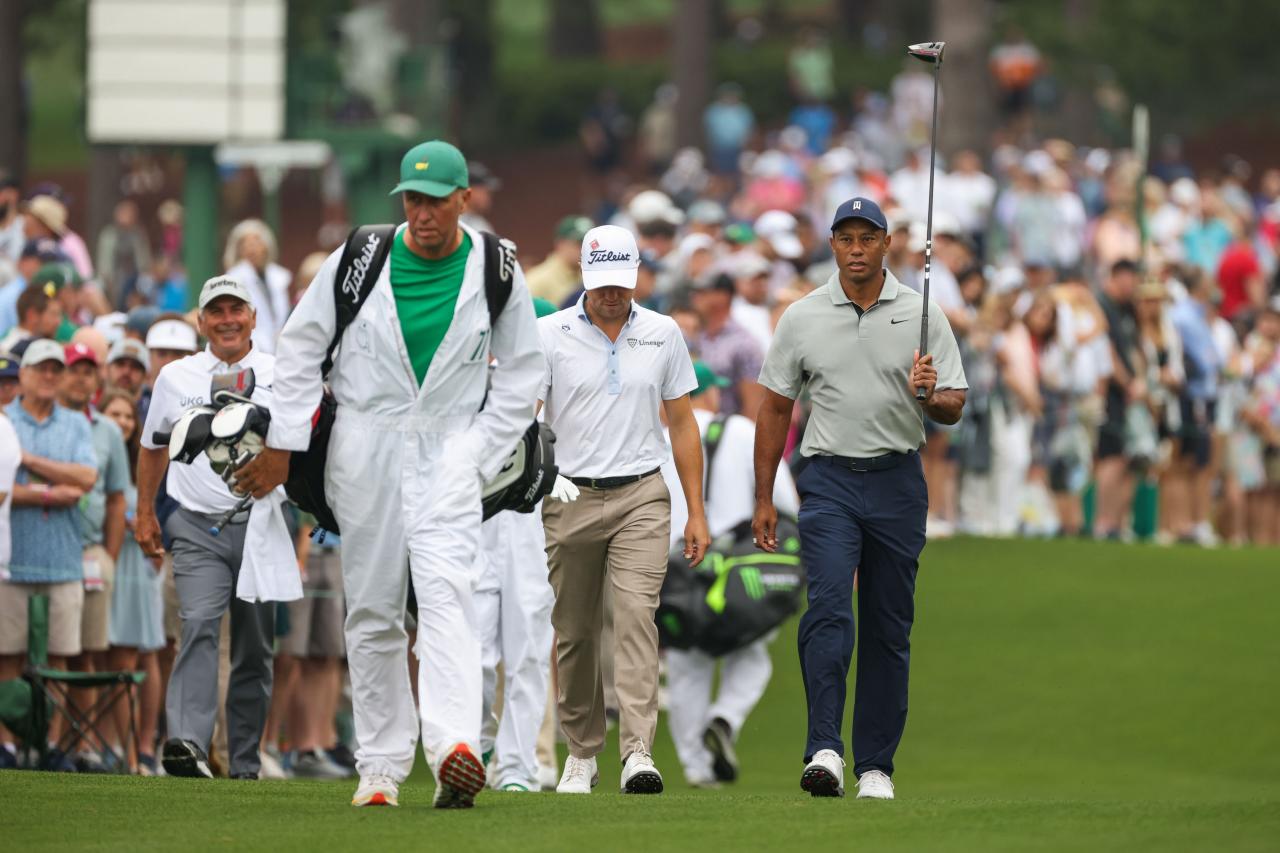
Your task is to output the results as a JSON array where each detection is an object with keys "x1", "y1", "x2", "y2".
[{"x1": 87, "y1": 0, "x2": 286, "y2": 144}]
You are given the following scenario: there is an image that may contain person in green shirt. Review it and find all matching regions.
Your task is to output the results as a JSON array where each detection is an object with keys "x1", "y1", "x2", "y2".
[{"x1": 389, "y1": 226, "x2": 471, "y2": 386}]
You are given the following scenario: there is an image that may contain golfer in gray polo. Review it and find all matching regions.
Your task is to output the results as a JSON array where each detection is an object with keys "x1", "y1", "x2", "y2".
[
  {"x1": 136, "y1": 277, "x2": 280, "y2": 779},
  {"x1": 752, "y1": 197, "x2": 967, "y2": 801}
]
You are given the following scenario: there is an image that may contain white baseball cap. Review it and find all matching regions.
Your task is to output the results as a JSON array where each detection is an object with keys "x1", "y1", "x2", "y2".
[
  {"x1": 627, "y1": 190, "x2": 684, "y2": 228},
  {"x1": 580, "y1": 225, "x2": 640, "y2": 290},
  {"x1": 20, "y1": 338, "x2": 66, "y2": 368},
  {"x1": 146, "y1": 318, "x2": 198, "y2": 353},
  {"x1": 755, "y1": 210, "x2": 803, "y2": 260},
  {"x1": 93, "y1": 311, "x2": 127, "y2": 344},
  {"x1": 108, "y1": 337, "x2": 151, "y2": 372},
  {"x1": 198, "y1": 275, "x2": 255, "y2": 311}
]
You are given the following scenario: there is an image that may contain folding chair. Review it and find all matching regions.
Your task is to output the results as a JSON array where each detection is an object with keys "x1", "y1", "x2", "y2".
[{"x1": 20, "y1": 593, "x2": 146, "y2": 771}]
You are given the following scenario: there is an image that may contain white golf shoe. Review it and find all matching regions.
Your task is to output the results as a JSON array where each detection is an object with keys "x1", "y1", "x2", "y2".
[
  {"x1": 620, "y1": 745, "x2": 663, "y2": 794},
  {"x1": 536, "y1": 762, "x2": 559, "y2": 791},
  {"x1": 351, "y1": 774, "x2": 399, "y2": 807},
  {"x1": 556, "y1": 755, "x2": 598, "y2": 794},
  {"x1": 800, "y1": 749, "x2": 845, "y2": 798},
  {"x1": 856, "y1": 769, "x2": 895, "y2": 800}
]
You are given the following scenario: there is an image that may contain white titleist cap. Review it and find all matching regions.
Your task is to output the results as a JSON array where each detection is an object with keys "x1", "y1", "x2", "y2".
[{"x1": 580, "y1": 225, "x2": 639, "y2": 290}]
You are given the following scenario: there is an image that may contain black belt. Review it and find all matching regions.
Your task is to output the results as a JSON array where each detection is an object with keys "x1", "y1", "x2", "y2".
[
  {"x1": 569, "y1": 467, "x2": 661, "y2": 490},
  {"x1": 819, "y1": 451, "x2": 916, "y2": 473}
]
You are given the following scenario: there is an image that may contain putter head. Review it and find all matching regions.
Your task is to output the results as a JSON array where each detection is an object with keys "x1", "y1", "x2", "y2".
[
  {"x1": 210, "y1": 368, "x2": 257, "y2": 407},
  {"x1": 907, "y1": 41, "x2": 946, "y2": 65},
  {"x1": 167, "y1": 406, "x2": 219, "y2": 464}
]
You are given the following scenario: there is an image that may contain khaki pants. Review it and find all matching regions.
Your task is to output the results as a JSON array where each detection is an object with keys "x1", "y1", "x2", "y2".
[
  {"x1": 543, "y1": 473, "x2": 670, "y2": 761},
  {"x1": 80, "y1": 545, "x2": 116, "y2": 653}
]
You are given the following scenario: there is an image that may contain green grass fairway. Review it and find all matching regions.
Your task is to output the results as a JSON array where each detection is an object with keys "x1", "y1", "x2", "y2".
[{"x1": 6, "y1": 539, "x2": 1279, "y2": 851}]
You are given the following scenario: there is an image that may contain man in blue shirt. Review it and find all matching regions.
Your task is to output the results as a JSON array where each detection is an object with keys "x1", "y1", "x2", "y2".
[{"x1": 0, "y1": 339, "x2": 97, "y2": 765}]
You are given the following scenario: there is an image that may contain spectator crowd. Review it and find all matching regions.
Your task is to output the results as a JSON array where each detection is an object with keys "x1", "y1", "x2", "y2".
[{"x1": 2, "y1": 54, "x2": 1280, "y2": 776}]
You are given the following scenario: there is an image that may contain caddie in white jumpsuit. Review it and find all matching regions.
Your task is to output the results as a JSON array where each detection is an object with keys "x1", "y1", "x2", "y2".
[
  {"x1": 660, "y1": 361, "x2": 799, "y2": 788},
  {"x1": 475, "y1": 508, "x2": 555, "y2": 792},
  {"x1": 476, "y1": 297, "x2": 562, "y2": 793},
  {"x1": 236, "y1": 140, "x2": 543, "y2": 809}
]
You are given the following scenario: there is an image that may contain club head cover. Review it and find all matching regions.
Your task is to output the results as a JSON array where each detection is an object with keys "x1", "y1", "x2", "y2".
[
  {"x1": 210, "y1": 402, "x2": 271, "y2": 443},
  {"x1": 167, "y1": 406, "x2": 219, "y2": 464}
]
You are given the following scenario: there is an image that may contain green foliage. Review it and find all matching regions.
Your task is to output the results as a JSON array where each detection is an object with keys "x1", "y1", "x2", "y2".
[{"x1": 1002, "y1": 0, "x2": 1280, "y2": 132}]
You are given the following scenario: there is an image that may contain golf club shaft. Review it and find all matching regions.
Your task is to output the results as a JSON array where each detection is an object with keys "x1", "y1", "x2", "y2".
[
  {"x1": 916, "y1": 58, "x2": 942, "y2": 402},
  {"x1": 210, "y1": 493, "x2": 253, "y2": 536}
]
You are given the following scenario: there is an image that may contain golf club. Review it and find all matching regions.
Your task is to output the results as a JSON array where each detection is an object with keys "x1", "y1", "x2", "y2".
[{"x1": 907, "y1": 40, "x2": 945, "y2": 401}]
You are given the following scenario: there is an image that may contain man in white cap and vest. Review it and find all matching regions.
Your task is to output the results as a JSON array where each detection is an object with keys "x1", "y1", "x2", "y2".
[
  {"x1": 538, "y1": 223, "x2": 710, "y2": 795},
  {"x1": 234, "y1": 139, "x2": 543, "y2": 809}
]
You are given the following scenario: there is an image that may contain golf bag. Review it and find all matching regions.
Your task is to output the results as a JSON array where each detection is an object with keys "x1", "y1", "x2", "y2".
[
  {"x1": 657, "y1": 517, "x2": 805, "y2": 657},
  {"x1": 655, "y1": 414, "x2": 806, "y2": 657},
  {"x1": 283, "y1": 224, "x2": 554, "y2": 533}
]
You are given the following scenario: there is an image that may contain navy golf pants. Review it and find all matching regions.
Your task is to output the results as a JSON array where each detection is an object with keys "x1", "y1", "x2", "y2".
[{"x1": 796, "y1": 453, "x2": 927, "y2": 776}]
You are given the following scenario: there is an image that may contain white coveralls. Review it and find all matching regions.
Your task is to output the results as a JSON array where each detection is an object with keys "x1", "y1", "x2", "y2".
[
  {"x1": 267, "y1": 222, "x2": 543, "y2": 781},
  {"x1": 660, "y1": 409, "x2": 799, "y2": 785},
  {"x1": 475, "y1": 506, "x2": 555, "y2": 789}
]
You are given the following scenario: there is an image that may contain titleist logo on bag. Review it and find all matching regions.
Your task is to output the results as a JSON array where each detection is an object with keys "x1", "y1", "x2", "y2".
[{"x1": 341, "y1": 233, "x2": 382, "y2": 300}]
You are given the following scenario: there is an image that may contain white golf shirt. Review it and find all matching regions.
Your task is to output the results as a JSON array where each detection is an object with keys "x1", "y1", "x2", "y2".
[
  {"x1": 538, "y1": 294, "x2": 697, "y2": 480},
  {"x1": 141, "y1": 346, "x2": 275, "y2": 515}
]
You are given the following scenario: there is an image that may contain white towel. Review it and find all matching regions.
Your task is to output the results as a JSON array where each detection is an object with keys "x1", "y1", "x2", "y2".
[{"x1": 236, "y1": 487, "x2": 302, "y2": 603}]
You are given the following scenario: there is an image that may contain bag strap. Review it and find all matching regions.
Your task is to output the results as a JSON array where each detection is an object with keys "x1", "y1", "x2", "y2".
[
  {"x1": 323, "y1": 223, "x2": 396, "y2": 377},
  {"x1": 482, "y1": 231, "x2": 517, "y2": 328},
  {"x1": 702, "y1": 413, "x2": 729, "y2": 505}
]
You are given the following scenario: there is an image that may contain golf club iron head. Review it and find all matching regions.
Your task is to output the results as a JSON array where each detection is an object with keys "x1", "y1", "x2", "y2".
[
  {"x1": 211, "y1": 368, "x2": 257, "y2": 407},
  {"x1": 908, "y1": 41, "x2": 946, "y2": 65},
  {"x1": 166, "y1": 406, "x2": 219, "y2": 464}
]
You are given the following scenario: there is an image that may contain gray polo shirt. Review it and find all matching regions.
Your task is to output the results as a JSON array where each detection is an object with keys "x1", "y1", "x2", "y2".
[{"x1": 759, "y1": 270, "x2": 967, "y2": 458}]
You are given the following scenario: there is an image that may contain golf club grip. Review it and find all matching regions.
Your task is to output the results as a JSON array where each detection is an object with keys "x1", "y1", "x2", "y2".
[{"x1": 916, "y1": 311, "x2": 929, "y2": 401}]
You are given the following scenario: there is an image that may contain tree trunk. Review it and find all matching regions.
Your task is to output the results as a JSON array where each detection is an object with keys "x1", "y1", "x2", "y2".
[
  {"x1": 444, "y1": 0, "x2": 496, "y2": 144},
  {"x1": 0, "y1": 0, "x2": 26, "y2": 179},
  {"x1": 548, "y1": 0, "x2": 601, "y2": 58},
  {"x1": 673, "y1": 0, "x2": 713, "y2": 150},
  {"x1": 86, "y1": 146, "x2": 122, "y2": 271},
  {"x1": 836, "y1": 0, "x2": 873, "y2": 40},
  {"x1": 932, "y1": 0, "x2": 994, "y2": 156}
]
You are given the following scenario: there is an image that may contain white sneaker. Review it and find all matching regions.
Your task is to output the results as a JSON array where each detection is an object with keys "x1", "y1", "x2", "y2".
[
  {"x1": 856, "y1": 769, "x2": 895, "y2": 800},
  {"x1": 352, "y1": 774, "x2": 399, "y2": 807},
  {"x1": 259, "y1": 747, "x2": 290, "y2": 780},
  {"x1": 620, "y1": 745, "x2": 663, "y2": 794},
  {"x1": 536, "y1": 762, "x2": 559, "y2": 791},
  {"x1": 556, "y1": 755, "x2": 598, "y2": 794},
  {"x1": 800, "y1": 749, "x2": 844, "y2": 798},
  {"x1": 1193, "y1": 521, "x2": 1220, "y2": 548}
]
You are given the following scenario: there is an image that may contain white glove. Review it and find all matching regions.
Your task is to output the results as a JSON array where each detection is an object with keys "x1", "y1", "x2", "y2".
[{"x1": 548, "y1": 474, "x2": 581, "y2": 503}]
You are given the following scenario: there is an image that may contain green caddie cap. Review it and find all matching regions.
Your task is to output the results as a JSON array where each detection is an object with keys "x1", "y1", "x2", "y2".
[
  {"x1": 555, "y1": 215, "x2": 595, "y2": 243},
  {"x1": 390, "y1": 140, "x2": 470, "y2": 197},
  {"x1": 692, "y1": 361, "x2": 731, "y2": 397}
]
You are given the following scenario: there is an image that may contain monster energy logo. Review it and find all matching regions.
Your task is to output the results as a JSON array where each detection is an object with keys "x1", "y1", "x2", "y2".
[
  {"x1": 704, "y1": 553, "x2": 802, "y2": 614},
  {"x1": 738, "y1": 567, "x2": 765, "y2": 600}
]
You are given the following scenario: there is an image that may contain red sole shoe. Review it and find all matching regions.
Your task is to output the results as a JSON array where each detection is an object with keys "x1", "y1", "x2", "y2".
[{"x1": 435, "y1": 744, "x2": 486, "y2": 809}]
